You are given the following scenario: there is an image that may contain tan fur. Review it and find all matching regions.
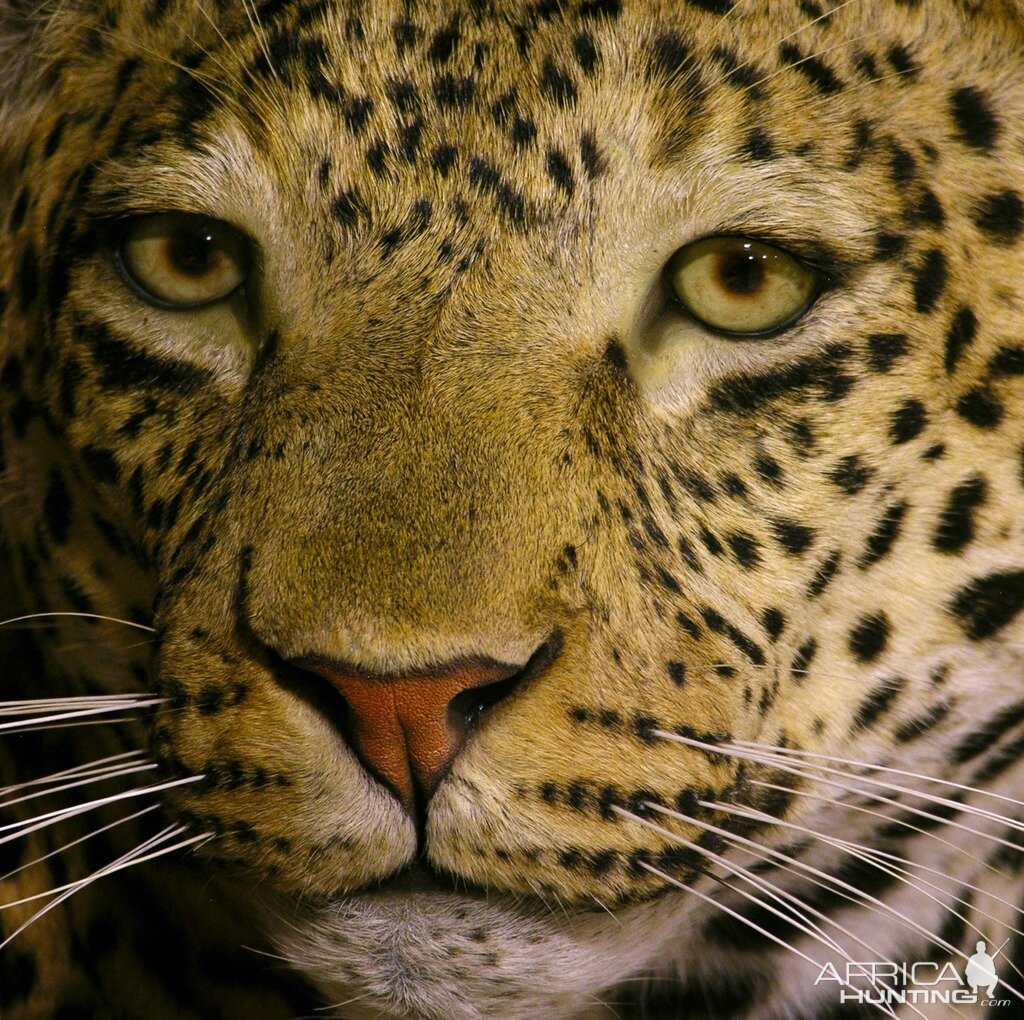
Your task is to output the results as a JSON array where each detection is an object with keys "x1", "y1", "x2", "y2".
[{"x1": 3, "y1": 1, "x2": 1024, "y2": 1017}]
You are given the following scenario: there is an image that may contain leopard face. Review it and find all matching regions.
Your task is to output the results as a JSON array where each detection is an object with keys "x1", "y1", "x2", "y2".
[{"x1": 3, "y1": 1, "x2": 1024, "y2": 1017}]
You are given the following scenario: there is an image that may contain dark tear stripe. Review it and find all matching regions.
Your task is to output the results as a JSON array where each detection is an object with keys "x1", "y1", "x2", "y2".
[
  {"x1": 708, "y1": 345, "x2": 852, "y2": 414},
  {"x1": 79, "y1": 318, "x2": 213, "y2": 393},
  {"x1": 951, "y1": 698, "x2": 1024, "y2": 764}
]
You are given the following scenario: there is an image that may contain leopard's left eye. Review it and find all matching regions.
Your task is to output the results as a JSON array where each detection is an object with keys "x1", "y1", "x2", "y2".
[
  {"x1": 667, "y1": 236, "x2": 818, "y2": 337},
  {"x1": 116, "y1": 213, "x2": 250, "y2": 310}
]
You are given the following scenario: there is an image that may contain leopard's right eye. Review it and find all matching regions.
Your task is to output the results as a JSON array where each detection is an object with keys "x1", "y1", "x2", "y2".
[
  {"x1": 116, "y1": 213, "x2": 250, "y2": 310},
  {"x1": 667, "y1": 235, "x2": 819, "y2": 338}
]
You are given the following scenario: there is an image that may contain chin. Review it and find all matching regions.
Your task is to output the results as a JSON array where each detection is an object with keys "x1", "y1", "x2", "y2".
[{"x1": 273, "y1": 873, "x2": 691, "y2": 1020}]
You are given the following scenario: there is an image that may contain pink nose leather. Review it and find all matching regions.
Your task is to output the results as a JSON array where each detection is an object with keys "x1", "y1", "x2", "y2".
[{"x1": 308, "y1": 661, "x2": 518, "y2": 810}]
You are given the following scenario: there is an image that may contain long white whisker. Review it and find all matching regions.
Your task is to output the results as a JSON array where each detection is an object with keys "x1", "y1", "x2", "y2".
[
  {"x1": 738, "y1": 739, "x2": 1024, "y2": 814},
  {"x1": 638, "y1": 861, "x2": 824, "y2": 970},
  {"x1": 702, "y1": 799, "x2": 1024, "y2": 1003},
  {"x1": 0, "y1": 612, "x2": 154, "y2": 632},
  {"x1": 1, "y1": 804, "x2": 161, "y2": 882},
  {"x1": 749, "y1": 777, "x2": 1018, "y2": 886},
  {"x1": 658, "y1": 732, "x2": 1024, "y2": 851},
  {"x1": 0, "y1": 762, "x2": 157, "y2": 810},
  {"x1": 633, "y1": 803, "x2": 943, "y2": 1019},
  {"x1": 0, "y1": 751, "x2": 144, "y2": 797},
  {"x1": 0, "y1": 775, "x2": 203, "y2": 846},
  {"x1": 0, "y1": 700, "x2": 164, "y2": 733},
  {"x1": 0, "y1": 825, "x2": 211, "y2": 951}
]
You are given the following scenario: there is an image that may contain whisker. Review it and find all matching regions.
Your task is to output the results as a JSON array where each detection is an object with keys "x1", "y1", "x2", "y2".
[
  {"x1": 0, "y1": 774, "x2": 204, "y2": 847},
  {"x1": 701, "y1": 800, "x2": 1024, "y2": 1003},
  {"x1": 658, "y1": 733, "x2": 1024, "y2": 852},
  {"x1": 628, "y1": 804, "x2": 939, "y2": 1018},
  {"x1": 1, "y1": 803, "x2": 161, "y2": 882},
  {"x1": 748, "y1": 776, "x2": 1016, "y2": 883},
  {"x1": 0, "y1": 824, "x2": 212, "y2": 951},
  {"x1": 0, "y1": 611, "x2": 154, "y2": 632},
  {"x1": 738, "y1": 739, "x2": 1024, "y2": 814},
  {"x1": 0, "y1": 750, "x2": 145, "y2": 797},
  {"x1": 0, "y1": 761, "x2": 157, "y2": 811},
  {"x1": 0, "y1": 699, "x2": 164, "y2": 733},
  {"x1": 707, "y1": 791, "x2": 1024, "y2": 940},
  {"x1": 638, "y1": 861, "x2": 824, "y2": 969}
]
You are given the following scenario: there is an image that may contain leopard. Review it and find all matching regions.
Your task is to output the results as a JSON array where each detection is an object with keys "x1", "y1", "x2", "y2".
[{"x1": 3, "y1": 0, "x2": 1024, "y2": 1017}]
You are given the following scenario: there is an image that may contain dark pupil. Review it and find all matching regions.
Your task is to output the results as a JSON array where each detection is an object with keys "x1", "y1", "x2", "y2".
[
  {"x1": 718, "y1": 249, "x2": 766, "y2": 295},
  {"x1": 168, "y1": 231, "x2": 217, "y2": 276}
]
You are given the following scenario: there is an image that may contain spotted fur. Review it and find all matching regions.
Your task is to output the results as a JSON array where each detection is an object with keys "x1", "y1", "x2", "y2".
[{"x1": 3, "y1": 1, "x2": 1024, "y2": 1017}]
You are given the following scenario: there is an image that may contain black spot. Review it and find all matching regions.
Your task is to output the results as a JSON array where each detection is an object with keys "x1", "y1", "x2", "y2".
[
  {"x1": 365, "y1": 139, "x2": 390, "y2": 177},
  {"x1": 849, "y1": 612, "x2": 889, "y2": 662},
  {"x1": 952, "y1": 699, "x2": 1024, "y2": 763},
  {"x1": 81, "y1": 446, "x2": 121, "y2": 485},
  {"x1": 579, "y1": 132, "x2": 605, "y2": 179},
  {"x1": 950, "y1": 570, "x2": 1024, "y2": 640},
  {"x1": 974, "y1": 189, "x2": 1024, "y2": 244},
  {"x1": 677, "y1": 611, "x2": 702, "y2": 639},
  {"x1": 956, "y1": 386, "x2": 1003, "y2": 428},
  {"x1": 428, "y1": 21, "x2": 460, "y2": 65},
  {"x1": 434, "y1": 73, "x2": 475, "y2": 110},
  {"x1": 950, "y1": 85, "x2": 1000, "y2": 151},
  {"x1": 874, "y1": 232, "x2": 907, "y2": 260},
  {"x1": 933, "y1": 475, "x2": 986, "y2": 554},
  {"x1": 990, "y1": 346, "x2": 1024, "y2": 377},
  {"x1": 859, "y1": 501, "x2": 906, "y2": 568},
  {"x1": 912, "y1": 248, "x2": 947, "y2": 313},
  {"x1": 580, "y1": 0, "x2": 621, "y2": 18},
  {"x1": 889, "y1": 399, "x2": 927, "y2": 444},
  {"x1": 790, "y1": 637, "x2": 817, "y2": 680},
  {"x1": 886, "y1": 43, "x2": 918, "y2": 80},
  {"x1": 852, "y1": 675, "x2": 904, "y2": 731},
  {"x1": 754, "y1": 453, "x2": 783, "y2": 486},
  {"x1": 867, "y1": 332, "x2": 907, "y2": 373},
  {"x1": 667, "y1": 661, "x2": 687, "y2": 686},
  {"x1": 762, "y1": 608, "x2": 785, "y2": 641},
  {"x1": 431, "y1": 144, "x2": 458, "y2": 177},
  {"x1": 332, "y1": 189, "x2": 363, "y2": 228},
  {"x1": 772, "y1": 518, "x2": 814, "y2": 555},
  {"x1": 468, "y1": 157, "x2": 529, "y2": 228},
  {"x1": 545, "y1": 149, "x2": 575, "y2": 196},
  {"x1": 894, "y1": 700, "x2": 951, "y2": 742},
  {"x1": 889, "y1": 142, "x2": 916, "y2": 184},
  {"x1": 944, "y1": 306, "x2": 977, "y2": 374},
  {"x1": 344, "y1": 95, "x2": 374, "y2": 134},
  {"x1": 650, "y1": 31, "x2": 695, "y2": 79},
  {"x1": 540, "y1": 58, "x2": 577, "y2": 106},
  {"x1": 829, "y1": 454, "x2": 872, "y2": 495},
  {"x1": 743, "y1": 127, "x2": 775, "y2": 161},
  {"x1": 727, "y1": 532, "x2": 761, "y2": 569},
  {"x1": 907, "y1": 187, "x2": 944, "y2": 226},
  {"x1": 779, "y1": 42, "x2": 843, "y2": 95},
  {"x1": 572, "y1": 32, "x2": 600, "y2": 76},
  {"x1": 807, "y1": 550, "x2": 841, "y2": 598}
]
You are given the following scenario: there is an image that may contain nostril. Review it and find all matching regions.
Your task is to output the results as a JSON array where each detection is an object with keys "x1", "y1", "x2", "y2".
[{"x1": 447, "y1": 630, "x2": 563, "y2": 733}]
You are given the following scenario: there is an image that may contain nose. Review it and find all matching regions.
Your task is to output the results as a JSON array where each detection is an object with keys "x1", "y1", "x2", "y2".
[{"x1": 300, "y1": 637, "x2": 559, "y2": 812}]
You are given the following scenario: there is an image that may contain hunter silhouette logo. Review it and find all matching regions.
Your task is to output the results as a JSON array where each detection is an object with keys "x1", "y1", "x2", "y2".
[
  {"x1": 965, "y1": 940, "x2": 1002, "y2": 997},
  {"x1": 814, "y1": 938, "x2": 1013, "y2": 1008}
]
